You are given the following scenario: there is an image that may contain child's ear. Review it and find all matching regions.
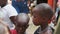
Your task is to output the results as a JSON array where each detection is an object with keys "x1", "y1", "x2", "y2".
[{"x1": 48, "y1": 20, "x2": 51, "y2": 24}]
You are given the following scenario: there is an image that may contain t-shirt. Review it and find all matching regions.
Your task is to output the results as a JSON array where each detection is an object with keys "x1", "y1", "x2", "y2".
[
  {"x1": 34, "y1": 26, "x2": 52, "y2": 34},
  {"x1": 0, "y1": 4, "x2": 18, "y2": 30},
  {"x1": 10, "y1": 29, "x2": 17, "y2": 34}
]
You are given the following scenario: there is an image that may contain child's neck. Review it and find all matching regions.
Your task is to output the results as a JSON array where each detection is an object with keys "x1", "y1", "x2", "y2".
[{"x1": 40, "y1": 23, "x2": 48, "y2": 31}]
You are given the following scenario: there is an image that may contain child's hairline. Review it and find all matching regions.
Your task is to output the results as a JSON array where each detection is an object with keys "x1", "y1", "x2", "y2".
[{"x1": 32, "y1": 3, "x2": 54, "y2": 20}]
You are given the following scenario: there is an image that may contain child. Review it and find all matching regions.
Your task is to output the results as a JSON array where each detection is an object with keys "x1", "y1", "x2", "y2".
[
  {"x1": 32, "y1": 3, "x2": 53, "y2": 34},
  {"x1": 15, "y1": 13, "x2": 30, "y2": 34}
]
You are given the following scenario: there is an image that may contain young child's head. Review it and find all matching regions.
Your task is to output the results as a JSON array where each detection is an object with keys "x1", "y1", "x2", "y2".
[
  {"x1": 0, "y1": 0, "x2": 7, "y2": 7},
  {"x1": 32, "y1": 3, "x2": 53, "y2": 26},
  {"x1": 15, "y1": 13, "x2": 30, "y2": 34}
]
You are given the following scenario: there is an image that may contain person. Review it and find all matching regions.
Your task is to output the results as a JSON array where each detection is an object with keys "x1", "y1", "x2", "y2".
[
  {"x1": 32, "y1": 3, "x2": 53, "y2": 34},
  {"x1": 15, "y1": 13, "x2": 30, "y2": 34},
  {"x1": 0, "y1": 0, "x2": 18, "y2": 34},
  {"x1": 0, "y1": 19, "x2": 10, "y2": 34},
  {"x1": 12, "y1": 0, "x2": 30, "y2": 14}
]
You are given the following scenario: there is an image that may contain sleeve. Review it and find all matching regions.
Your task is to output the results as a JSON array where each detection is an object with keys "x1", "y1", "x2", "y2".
[{"x1": 6, "y1": 4, "x2": 18, "y2": 17}]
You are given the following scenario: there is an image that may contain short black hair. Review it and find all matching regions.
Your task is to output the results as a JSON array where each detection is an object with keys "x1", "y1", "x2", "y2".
[{"x1": 33, "y1": 3, "x2": 53, "y2": 20}]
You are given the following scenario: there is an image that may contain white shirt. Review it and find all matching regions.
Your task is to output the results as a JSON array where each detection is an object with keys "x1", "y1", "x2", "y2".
[{"x1": 0, "y1": 4, "x2": 18, "y2": 29}]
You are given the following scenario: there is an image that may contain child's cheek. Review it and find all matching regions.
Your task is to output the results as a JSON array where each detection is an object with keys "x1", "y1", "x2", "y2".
[{"x1": 33, "y1": 18, "x2": 40, "y2": 26}]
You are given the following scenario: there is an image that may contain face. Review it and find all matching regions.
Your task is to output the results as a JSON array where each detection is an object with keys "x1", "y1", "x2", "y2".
[
  {"x1": 32, "y1": 8, "x2": 49, "y2": 26},
  {"x1": 0, "y1": 0, "x2": 7, "y2": 7},
  {"x1": 15, "y1": 20, "x2": 29, "y2": 34}
]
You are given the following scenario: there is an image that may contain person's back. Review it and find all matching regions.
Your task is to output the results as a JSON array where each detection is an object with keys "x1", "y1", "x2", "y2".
[{"x1": 1, "y1": 4, "x2": 18, "y2": 29}]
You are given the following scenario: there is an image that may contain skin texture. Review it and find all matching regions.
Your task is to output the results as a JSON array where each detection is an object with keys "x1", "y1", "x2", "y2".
[
  {"x1": 0, "y1": 0, "x2": 7, "y2": 7},
  {"x1": 15, "y1": 13, "x2": 30, "y2": 34},
  {"x1": 32, "y1": 3, "x2": 53, "y2": 31}
]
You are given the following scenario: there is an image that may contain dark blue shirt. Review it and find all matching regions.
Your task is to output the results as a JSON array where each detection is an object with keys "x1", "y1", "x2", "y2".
[{"x1": 12, "y1": 0, "x2": 29, "y2": 13}]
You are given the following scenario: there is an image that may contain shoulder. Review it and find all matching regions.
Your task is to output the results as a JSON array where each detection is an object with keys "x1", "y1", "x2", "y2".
[
  {"x1": 3, "y1": 4, "x2": 14, "y2": 9},
  {"x1": 3, "y1": 4, "x2": 17, "y2": 13},
  {"x1": 2, "y1": 4, "x2": 18, "y2": 17}
]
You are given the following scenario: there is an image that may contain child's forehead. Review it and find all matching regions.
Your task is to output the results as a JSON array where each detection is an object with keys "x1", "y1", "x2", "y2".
[{"x1": 32, "y1": 7, "x2": 43, "y2": 16}]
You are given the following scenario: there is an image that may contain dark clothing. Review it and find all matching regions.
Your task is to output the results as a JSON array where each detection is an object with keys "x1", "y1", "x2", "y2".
[
  {"x1": 12, "y1": 0, "x2": 29, "y2": 14},
  {"x1": 34, "y1": 26, "x2": 53, "y2": 34},
  {"x1": 37, "y1": 0, "x2": 48, "y2": 4}
]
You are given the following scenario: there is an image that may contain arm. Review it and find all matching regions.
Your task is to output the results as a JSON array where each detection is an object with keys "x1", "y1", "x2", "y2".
[
  {"x1": 10, "y1": 16, "x2": 16, "y2": 25},
  {"x1": 7, "y1": 4, "x2": 18, "y2": 25}
]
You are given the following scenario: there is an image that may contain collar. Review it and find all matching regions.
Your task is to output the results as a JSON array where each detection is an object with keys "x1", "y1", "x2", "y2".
[{"x1": 38, "y1": 26, "x2": 51, "y2": 34}]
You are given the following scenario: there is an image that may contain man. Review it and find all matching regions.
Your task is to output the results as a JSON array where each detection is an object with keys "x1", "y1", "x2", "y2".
[{"x1": 0, "y1": 0, "x2": 18, "y2": 33}]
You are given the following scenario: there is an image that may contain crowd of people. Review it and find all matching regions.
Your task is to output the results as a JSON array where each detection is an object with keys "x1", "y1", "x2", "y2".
[{"x1": 0, "y1": 0, "x2": 60, "y2": 34}]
